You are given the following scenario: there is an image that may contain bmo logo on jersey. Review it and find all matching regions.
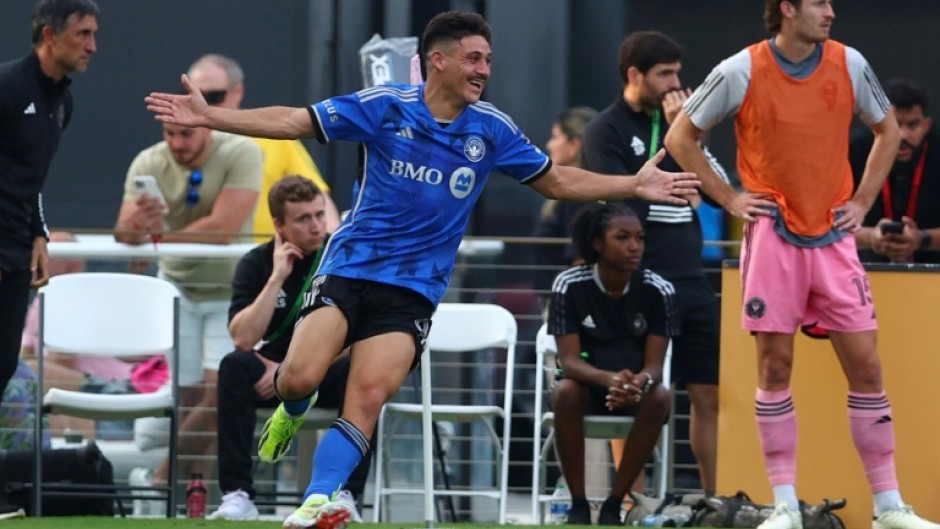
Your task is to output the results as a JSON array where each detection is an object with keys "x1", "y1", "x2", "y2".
[
  {"x1": 389, "y1": 160, "x2": 444, "y2": 185},
  {"x1": 449, "y1": 167, "x2": 476, "y2": 199}
]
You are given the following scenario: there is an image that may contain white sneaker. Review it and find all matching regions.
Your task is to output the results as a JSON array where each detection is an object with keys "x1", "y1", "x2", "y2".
[
  {"x1": 758, "y1": 503, "x2": 803, "y2": 529},
  {"x1": 313, "y1": 491, "x2": 359, "y2": 529},
  {"x1": 128, "y1": 466, "x2": 165, "y2": 517},
  {"x1": 206, "y1": 489, "x2": 259, "y2": 521},
  {"x1": 874, "y1": 503, "x2": 940, "y2": 529},
  {"x1": 334, "y1": 490, "x2": 362, "y2": 523},
  {"x1": 0, "y1": 505, "x2": 25, "y2": 520}
]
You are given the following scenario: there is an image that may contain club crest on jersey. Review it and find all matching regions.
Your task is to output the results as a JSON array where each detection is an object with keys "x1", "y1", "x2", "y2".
[
  {"x1": 449, "y1": 167, "x2": 476, "y2": 199},
  {"x1": 463, "y1": 136, "x2": 485, "y2": 162},
  {"x1": 745, "y1": 297, "x2": 766, "y2": 319},
  {"x1": 631, "y1": 314, "x2": 647, "y2": 335}
]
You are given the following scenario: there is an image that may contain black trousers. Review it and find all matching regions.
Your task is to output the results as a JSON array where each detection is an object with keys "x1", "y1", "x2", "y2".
[
  {"x1": 216, "y1": 350, "x2": 374, "y2": 500},
  {"x1": 0, "y1": 269, "x2": 31, "y2": 402}
]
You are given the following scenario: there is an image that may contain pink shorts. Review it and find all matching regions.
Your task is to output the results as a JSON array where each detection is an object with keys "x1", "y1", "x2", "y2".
[{"x1": 739, "y1": 216, "x2": 878, "y2": 334}]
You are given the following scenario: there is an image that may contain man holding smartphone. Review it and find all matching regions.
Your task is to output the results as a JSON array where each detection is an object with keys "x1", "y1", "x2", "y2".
[
  {"x1": 851, "y1": 78, "x2": 940, "y2": 264},
  {"x1": 113, "y1": 121, "x2": 262, "y2": 494}
]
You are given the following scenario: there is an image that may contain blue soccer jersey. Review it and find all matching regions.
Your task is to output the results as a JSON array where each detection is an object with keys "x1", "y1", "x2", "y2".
[{"x1": 308, "y1": 84, "x2": 551, "y2": 305}]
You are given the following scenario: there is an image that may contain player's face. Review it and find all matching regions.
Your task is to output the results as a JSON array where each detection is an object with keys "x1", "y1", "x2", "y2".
[
  {"x1": 595, "y1": 216, "x2": 644, "y2": 272},
  {"x1": 49, "y1": 13, "x2": 97, "y2": 74},
  {"x1": 638, "y1": 62, "x2": 682, "y2": 111},
  {"x1": 894, "y1": 105, "x2": 933, "y2": 163},
  {"x1": 442, "y1": 36, "x2": 491, "y2": 104},
  {"x1": 275, "y1": 195, "x2": 327, "y2": 255},
  {"x1": 163, "y1": 123, "x2": 211, "y2": 168},
  {"x1": 787, "y1": 0, "x2": 834, "y2": 43},
  {"x1": 546, "y1": 124, "x2": 581, "y2": 166}
]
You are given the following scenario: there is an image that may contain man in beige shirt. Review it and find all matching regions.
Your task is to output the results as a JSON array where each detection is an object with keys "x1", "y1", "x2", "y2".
[{"x1": 114, "y1": 122, "x2": 262, "y2": 489}]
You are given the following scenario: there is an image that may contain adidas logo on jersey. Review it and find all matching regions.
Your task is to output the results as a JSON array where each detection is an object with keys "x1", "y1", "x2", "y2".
[
  {"x1": 23, "y1": 102, "x2": 36, "y2": 115},
  {"x1": 395, "y1": 126, "x2": 414, "y2": 139},
  {"x1": 581, "y1": 315, "x2": 596, "y2": 329}
]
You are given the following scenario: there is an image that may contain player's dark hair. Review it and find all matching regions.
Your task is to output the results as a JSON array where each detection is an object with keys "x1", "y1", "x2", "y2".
[
  {"x1": 886, "y1": 78, "x2": 931, "y2": 115},
  {"x1": 571, "y1": 203, "x2": 641, "y2": 265},
  {"x1": 268, "y1": 175, "x2": 322, "y2": 222},
  {"x1": 764, "y1": 0, "x2": 803, "y2": 34},
  {"x1": 422, "y1": 11, "x2": 491, "y2": 60},
  {"x1": 31, "y1": 0, "x2": 99, "y2": 45},
  {"x1": 618, "y1": 31, "x2": 683, "y2": 83}
]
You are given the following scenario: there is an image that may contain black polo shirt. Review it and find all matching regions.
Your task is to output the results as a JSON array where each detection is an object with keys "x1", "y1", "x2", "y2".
[
  {"x1": 229, "y1": 235, "x2": 329, "y2": 362},
  {"x1": 582, "y1": 96, "x2": 709, "y2": 281},
  {"x1": 850, "y1": 125, "x2": 940, "y2": 264},
  {"x1": 0, "y1": 53, "x2": 72, "y2": 272}
]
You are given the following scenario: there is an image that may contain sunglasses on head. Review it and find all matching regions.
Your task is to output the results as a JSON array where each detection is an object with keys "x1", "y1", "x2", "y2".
[
  {"x1": 186, "y1": 169, "x2": 203, "y2": 207},
  {"x1": 203, "y1": 89, "x2": 228, "y2": 106}
]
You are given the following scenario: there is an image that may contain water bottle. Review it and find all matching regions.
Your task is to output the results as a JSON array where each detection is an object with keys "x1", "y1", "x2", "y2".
[
  {"x1": 186, "y1": 472, "x2": 207, "y2": 518},
  {"x1": 549, "y1": 478, "x2": 571, "y2": 525},
  {"x1": 641, "y1": 514, "x2": 668, "y2": 526}
]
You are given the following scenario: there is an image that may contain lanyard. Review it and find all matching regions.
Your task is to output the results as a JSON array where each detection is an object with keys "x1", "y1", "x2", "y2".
[
  {"x1": 264, "y1": 245, "x2": 325, "y2": 344},
  {"x1": 881, "y1": 141, "x2": 927, "y2": 220},
  {"x1": 648, "y1": 109, "x2": 662, "y2": 160}
]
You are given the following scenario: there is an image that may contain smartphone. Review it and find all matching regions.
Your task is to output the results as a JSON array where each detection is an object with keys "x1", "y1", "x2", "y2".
[
  {"x1": 880, "y1": 221, "x2": 904, "y2": 235},
  {"x1": 133, "y1": 175, "x2": 167, "y2": 209}
]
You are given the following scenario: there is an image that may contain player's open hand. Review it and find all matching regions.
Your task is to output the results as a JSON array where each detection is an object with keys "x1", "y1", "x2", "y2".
[
  {"x1": 726, "y1": 192, "x2": 776, "y2": 221},
  {"x1": 145, "y1": 74, "x2": 208, "y2": 127},
  {"x1": 635, "y1": 149, "x2": 700, "y2": 205}
]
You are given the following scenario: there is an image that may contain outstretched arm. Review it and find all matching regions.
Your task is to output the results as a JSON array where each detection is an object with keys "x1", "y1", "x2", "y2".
[
  {"x1": 529, "y1": 149, "x2": 699, "y2": 205},
  {"x1": 146, "y1": 74, "x2": 315, "y2": 139}
]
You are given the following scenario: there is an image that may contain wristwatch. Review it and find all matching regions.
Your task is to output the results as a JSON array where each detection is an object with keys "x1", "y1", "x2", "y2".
[{"x1": 921, "y1": 230, "x2": 933, "y2": 250}]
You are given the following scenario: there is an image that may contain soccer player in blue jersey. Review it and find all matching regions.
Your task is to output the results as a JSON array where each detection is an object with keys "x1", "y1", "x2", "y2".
[{"x1": 147, "y1": 11, "x2": 698, "y2": 529}]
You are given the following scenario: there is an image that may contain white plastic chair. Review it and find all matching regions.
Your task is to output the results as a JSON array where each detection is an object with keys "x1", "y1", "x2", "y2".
[
  {"x1": 33, "y1": 272, "x2": 181, "y2": 517},
  {"x1": 372, "y1": 303, "x2": 517, "y2": 524},
  {"x1": 530, "y1": 323, "x2": 672, "y2": 523}
]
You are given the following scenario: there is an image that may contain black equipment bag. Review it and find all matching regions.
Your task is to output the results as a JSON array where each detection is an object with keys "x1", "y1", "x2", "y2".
[{"x1": 0, "y1": 441, "x2": 115, "y2": 516}]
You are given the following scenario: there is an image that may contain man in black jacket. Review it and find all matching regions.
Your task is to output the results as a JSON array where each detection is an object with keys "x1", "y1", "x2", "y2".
[
  {"x1": 581, "y1": 31, "x2": 727, "y2": 495},
  {"x1": 0, "y1": 0, "x2": 98, "y2": 517}
]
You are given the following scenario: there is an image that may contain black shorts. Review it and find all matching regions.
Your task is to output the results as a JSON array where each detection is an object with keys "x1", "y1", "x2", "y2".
[
  {"x1": 670, "y1": 277, "x2": 720, "y2": 387},
  {"x1": 299, "y1": 275, "x2": 434, "y2": 367}
]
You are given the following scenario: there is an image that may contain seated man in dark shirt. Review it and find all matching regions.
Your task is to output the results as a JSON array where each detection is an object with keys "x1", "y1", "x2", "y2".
[
  {"x1": 851, "y1": 78, "x2": 940, "y2": 263},
  {"x1": 207, "y1": 176, "x2": 370, "y2": 520},
  {"x1": 547, "y1": 203, "x2": 678, "y2": 525}
]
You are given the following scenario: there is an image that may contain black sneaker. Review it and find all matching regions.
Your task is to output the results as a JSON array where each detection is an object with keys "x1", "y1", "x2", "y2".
[
  {"x1": 598, "y1": 496, "x2": 623, "y2": 525},
  {"x1": 567, "y1": 497, "x2": 592, "y2": 525}
]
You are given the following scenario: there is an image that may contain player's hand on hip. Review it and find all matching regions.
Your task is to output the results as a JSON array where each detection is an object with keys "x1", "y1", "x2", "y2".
[
  {"x1": 145, "y1": 74, "x2": 208, "y2": 126},
  {"x1": 635, "y1": 149, "x2": 700, "y2": 205},
  {"x1": 832, "y1": 200, "x2": 867, "y2": 232},
  {"x1": 727, "y1": 192, "x2": 775, "y2": 221}
]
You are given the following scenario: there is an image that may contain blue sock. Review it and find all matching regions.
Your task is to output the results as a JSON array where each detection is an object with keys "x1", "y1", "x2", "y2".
[
  {"x1": 282, "y1": 396, "x2": 312, "y2": 417},
  {"x1": 304, "y1": 418, "x2": 369, "y2": 499}
]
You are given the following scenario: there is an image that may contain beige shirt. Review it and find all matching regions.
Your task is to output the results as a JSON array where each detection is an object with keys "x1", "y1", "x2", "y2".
[{"x1": 123, "y1": 131, "x2": 263, "y2": 301}]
